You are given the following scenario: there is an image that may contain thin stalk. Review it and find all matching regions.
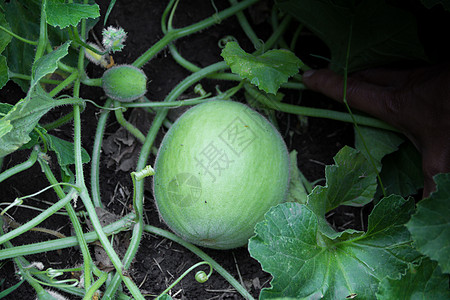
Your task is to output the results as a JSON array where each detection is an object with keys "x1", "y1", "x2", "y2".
[
  {"x1": 257, "y1": 14, "x2": 292, "y2": 54},
  {"x1": 9, "y1": 72, "x2": 62, "y2": 85},
  {"x1": 48, "y1": 71, "x2": 79, "y2": 98},
  {"x1": 160, "y1": 1, "x2": 240, "y2": 79},
  {"x1": 1, "y1": 216, "x2": 66, "y2": 239},
  {"x1": 42, "y1": 111, "x2": 74, "y2": 131},
  {"x1": 145, "y1": 225, "x2": 254, "y2": 300},
  {"x1": 0, "y1": 219, "x2": 47, "y2": 296},
  {"x1": 69, "y1": 26, "x2": 108, "y2": 56},
  {"x1": 91, "y1": 98, "x2": 113, "y2": 208},
  {"x1": 228, "y1": 0, "x2": 262, "y2": 50},
  {"x1": 84, "y1": 272, "x2": 108, "y2": 300},
  {"x1": 120, "y1": 97, "x2": 218, "y2": 108},
  {"x1": 157, "y1": 261, "x2": 213, "y2": 298},
  {"x1": 113, "y1": 100, "x2": 146, "y2": 143},
  {"x1": 341, "y1": 21, "x2": 387, "y2": 197},
  {"x1": 15, "y1": 258, "x2": 47, "y2": 297},
  {"x1": 0, "y1": 25, "x2": 38, "y2": 45},
  {"x1": 34, "y1": 0, "x2": 48, "y2": 63},
  {"x1": 132, "y1": 0, "x2": 259, "y2": 68},
  {"x1": 0, "y1": 188, "x2": 77, "y2": 246},
  {"x1": 269, "y1": 7, "x2": 289, "y2": 50},
  {"x1": 289, "y1": 24, "x2": 303, "y2": 51},
  {"x1": 0, "y1": 148, "x2": 38, "y2": 183},
  {"x1": 164, "y1": 12, "x2": 307, "y2": 84},
  {"x1": 57, "y1": 60, "x2": 78, "y2": 74},
  {"x1": 244, "y1": 84, "x2": 398, "y2": 132},
  {"x1": 75, "y1": 91, "x2": 145, "y2": 300},
  {"x1": 38, "y1": 155, "x2": 95, "y2": 294},
  {"x1": 13, "y1": 255, "x2": 85, "y2": 298},
  {"x1": 81, "y1": 77, "x2": 102, "y2": 87},
  {"x1": 72, "y1": 6, "x2": 144, "y2": 296},
  {"x1": 0, "y1": 279, "x2": 25, "y2": 298},
  {"x1": 166, "y1": 42, "x2": 239, "y2": 79},
  {"x1": 0, "y1": 213, "x2": 135, "y2": 260}
]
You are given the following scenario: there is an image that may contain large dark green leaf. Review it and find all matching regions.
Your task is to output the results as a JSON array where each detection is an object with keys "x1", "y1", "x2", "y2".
[
  {"x1": 4, "y1": 0, "x2": 41, "y2": 90},
  {"x1": 277, "y1": 0, "x2": 427, "y2": 72},
  {"x1": 249, "y1": 196, "x2": 420, "y2": 299},
  {"x1": 378, "y1": 141, "x2": 423, "y2": 198},
  {"x1": 0, "y1": 10, "x2": 12, "y2": 53},
  {"x1": 406, "y1": 173, "x2": 450, "y2": 273},
  {"x1": 420, "y1": 0, "x2": 450, "y2": 11},
  {"x1": 377, "y1": 258, "x2": 450, "y2": 299},
  {"x1": 307, "y1": 146, "x2": 377, "y2": 214},
  {"x1": 45, "y1": 0, "x2": 99, "y2": 28},
  {"x1": 4, "y1": 0, "x2": 98, "y2": 91},
  {"x1": 354, "y1": 126, "x2": 404, "y2": 171}
]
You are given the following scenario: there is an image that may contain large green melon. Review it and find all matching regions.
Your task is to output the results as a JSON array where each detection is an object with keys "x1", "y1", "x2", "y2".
[{"x1": 153, "y1": 100, "x2": 290, "y2": 249}]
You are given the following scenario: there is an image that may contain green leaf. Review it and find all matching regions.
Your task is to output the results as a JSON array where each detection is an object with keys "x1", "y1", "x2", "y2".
[
  {"x1": 406, "y1": 173, "x2": 450, "y2": 273},
  {"x1": 354, "y1": 126, "x2": 404, "y2": 171},
  {"x1": 45, "y1": 0, "x2": 100, "y2": 28},
  {"x1": 277, "y1": 0, "x2": 427, "y2": 72},
  {"x1": 3, "y1": 0, "x2": 97, "y2": 91},
  {"x1": 47, "y1": 134, "x2": 90, "y2": 178},
  {"x1": 4, "y1": 0, "x2": 41, "y2": 90},
  {"x1": 376, "y1": 258, "x2": 450, "y2": 299},
  {"x1": 0, "y1": 86, "x2": 80, "y2": 158},
  {"x1": 0, "y1": 42, "x2": 71, "y2": 155},
  {"x1": 1, "y1": 9, "x2": 11, "y2": 89},
  {"x1": 0, "y1": 119, "x2": 12, "y2": 138},
  {"x1": 286, "y1": 150, "x2": 308, "y2": 204},
  {"x1": 30, "y1": 41, "x2": 71, "y2": 91},
  {"x1": 249, "y1": 196, "x2": 421, "y2": 299},
  {"x1": 307, "y1": 146, "x2": 377, "y2": 215},
  {"x1": 0, "y1": 102, "x2": 12, "y2": 115},
  {"x1": 0, "y1": 88, "x2": 52, "y2": 157},
  {"x1": 0, "y1": 102, "x2": 46, "y2": 151},
  {"x1": 420, "y1": 0, "x2": 450, "y2": 11},
  {"x1": 378, "y1": 142, "x2": 423, "y2": 198},
  {"x1": 221, "y1": 41, "x2": 302, "y2": 94},
  {"x1": 0, "y1": 54, "x2": 8, "y2": 89},
  {"x1": 0, "y1": 10, "x2": 12, "y2": 53},
  {"x1": 354, "y1": 127, "x2": 423, "y2": 198}
]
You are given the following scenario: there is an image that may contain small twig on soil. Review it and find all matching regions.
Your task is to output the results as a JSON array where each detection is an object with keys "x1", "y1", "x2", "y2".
[{"x1": 232, "y1": 252, "x2": 246, "y2": 292}]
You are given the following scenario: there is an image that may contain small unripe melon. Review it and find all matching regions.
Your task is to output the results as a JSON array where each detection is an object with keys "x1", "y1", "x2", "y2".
[
  {"x1": 153, "y1": 100, "x2": 290, "y2": 249},
  {"x1": 101, "y1": 65, "x2": 147, "y2": 102}
]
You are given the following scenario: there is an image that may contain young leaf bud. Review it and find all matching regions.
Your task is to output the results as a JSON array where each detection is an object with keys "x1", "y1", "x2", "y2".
[{"x1": 102, "y1": 26, "x2": 127, "y2": 52}]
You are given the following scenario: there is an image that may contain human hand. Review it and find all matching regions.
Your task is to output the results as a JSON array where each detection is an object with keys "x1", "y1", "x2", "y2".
[{"x1": 302, "y1": 65, "x2": 450, "y2": 198}]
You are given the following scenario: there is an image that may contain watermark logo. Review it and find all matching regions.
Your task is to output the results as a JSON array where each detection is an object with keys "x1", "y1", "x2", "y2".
[
  {"x1": 193, "y1": 109, "x2": 262, "y2": 182},
  {"x1": 219, "y1": 116, "x2": 256, "y2": 156},
  {"x1": 194, "y1": 141, "x2": 235, "y2": 182},
  {"x1": 167, "y1": 173, "x2": 202, "y2": 207}
]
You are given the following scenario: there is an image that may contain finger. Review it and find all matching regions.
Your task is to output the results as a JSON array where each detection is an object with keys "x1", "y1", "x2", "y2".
[
  {"x1": 303, "y1": 69, "x2": 398, "y2": 123},
  {"x1": 352, "y1": 68, "x2": 412, "y2": 87}
]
